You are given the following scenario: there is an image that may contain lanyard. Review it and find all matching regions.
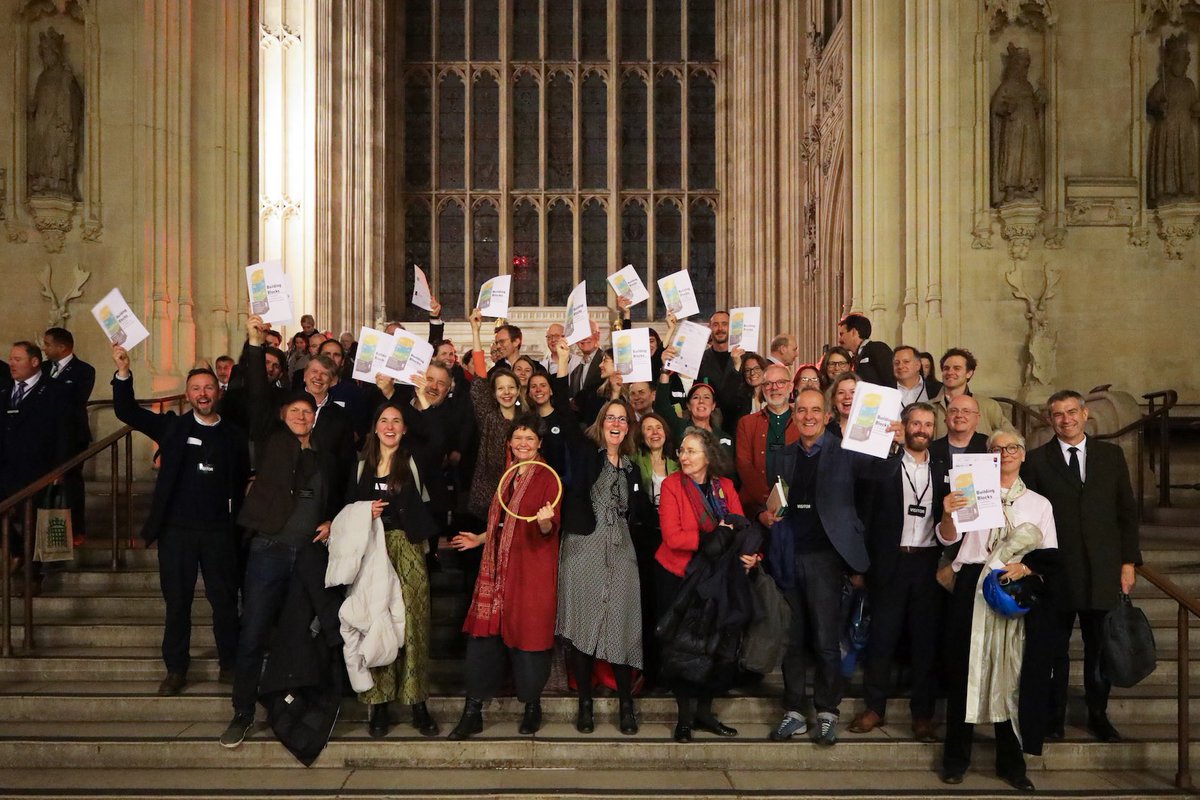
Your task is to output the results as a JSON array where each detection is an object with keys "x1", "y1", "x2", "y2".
[{"x1": 901, "y1": 460, "x2": 931, "y2": 508}]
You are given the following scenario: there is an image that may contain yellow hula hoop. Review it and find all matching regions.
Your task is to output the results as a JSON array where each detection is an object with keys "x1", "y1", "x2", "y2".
[{"x1": 496, "y1": 460, "x2": 563, "y2": 521}]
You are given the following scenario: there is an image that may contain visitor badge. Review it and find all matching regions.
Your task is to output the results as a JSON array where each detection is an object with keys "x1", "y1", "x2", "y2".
[{"x1": 907, "y1": 504, "x2": 927, "y2": 518}]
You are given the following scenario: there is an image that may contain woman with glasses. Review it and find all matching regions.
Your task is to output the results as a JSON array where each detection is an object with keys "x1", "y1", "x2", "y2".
[
  {"x1": 819, "y1": 346, "x2": 854, "y2": 390},
  {"x1": 936, "y1": 429, "x2": 1061, "y2": 791},
  {"x1": 657, "y1": 428, "x2": 752, "y2": 742},
  {"x1": 716, "y1": 350, "x2": 769, "y2": 434},
  {"x1": 556, "y1": 397, "x2": 647, "y2": 735},
  {"x1": 791, "y1": 363, "x2": 822, "y2": 399}
]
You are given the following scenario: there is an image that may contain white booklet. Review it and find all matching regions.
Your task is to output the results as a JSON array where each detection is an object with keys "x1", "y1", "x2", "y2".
[
  {"x1": 949, "y1": 452, "x2": 1005, "y2": 534},
  {"x1": 411, "y1": 265, "x2": 433, "y2": 312},
  {"x1": 656, "y1": 269, "x2": 700, "y2": 319},
  {"x1": 729, "y1": 306, "x2": 761, "y2": 353},
  {"x1": 839, "y1": 381, "x2": 903, "y2": 459},
  {"x1": 351, "y1": 326, "x2": 392, "y2": 382},
  {"x1": 607, "y1": 264, "x2": 650, "y2": 307},
  {"x1": 477, "y1": 275, "x2": 512, "y2": 318},
  {"x1": 91, "y1": 288, "x2": 150, "y2": 351},
  {"x1": 611, "y1": 326, "x2": 653, "y2": 383},
  {"x1": 563, "y1": 281, "x2": 591, "y2": 346},
  {"x1": 663, "y1": 320, "x2": 710, "y2": 379},
  {"x1": 244, "y1": 260, "x2": 292, "y2": 325},
  {"x1": 379, "y1": 332, "x2": 434, "y2": 386}
]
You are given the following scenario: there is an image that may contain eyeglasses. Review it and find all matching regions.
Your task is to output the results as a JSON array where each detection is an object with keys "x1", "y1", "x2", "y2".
[
  {"x1": 677, "y1": 447, "x2": 704, "y2": 457},
  {"x1": 604, "y1": 415, "x2": 629, "y2": 424},
  {"x1": 764, "y1": 379, "x2": 792, "y2": 389},
  {"x1": 947, "y1": 408, "x2": 979, "y2": 417},
  {"x1": 745, "y1": 366, "x2": 764, "y2": 375},
  {"x1": 797, "y1": 376, "x2": 820, "y2": 384},
  {"x1": 989, "y1": 444, "x2": 1025, "y2": 455},
  {"x1": 827, "y1": 360, "x2": 849, "y2": 370}
]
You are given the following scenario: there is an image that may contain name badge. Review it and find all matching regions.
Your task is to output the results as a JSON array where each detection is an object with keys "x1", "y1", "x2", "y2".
[
  {"x1": 296, "y1": 489, "x2": 315, "y2": 500},
  {"x1": 671, "y1": 391, "x2": 685, "y2": 398},
  {"x1": 859, "y1": 357, "x2": 870, "y2": 364},
  {"x1": 334, "y1": 400, "x2": 346, "y2": 408},
  {"x1": 796, "y1": 503, "x2": 813, "y2": 510},
  {"x1": 187, "y1": 437, "x2": 203, "y2": 446},
  {"x1": 633, "y1": 483, "x2": 639, "y2": 492},
  {"x1": 907, "y1": 504, "x2": 927, "y2": 518},
  {"x1": 198, "y1": 463, "x2": 215, "y2": 474},
  {"x1": 720, "y1": 438, "x2": 732, "y2": 446},
  {"x1": 6, "y1": 409, "x2": 18, "y2": 415}
]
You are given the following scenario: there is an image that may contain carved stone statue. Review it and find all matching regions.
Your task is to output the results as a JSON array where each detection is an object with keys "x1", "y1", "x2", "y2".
[
  {"x1": 1146, "y1": 33, "x2": 1200, "y2": 208},
  {"x1": 27, "y1": 27, "x2": 83, "y2": 201},
  {"x1": 990, "y1": 44, "x2": 1046, "y2": 207}
]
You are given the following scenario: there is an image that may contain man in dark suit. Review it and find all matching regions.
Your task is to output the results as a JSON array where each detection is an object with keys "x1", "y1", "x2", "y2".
[
  {"x1": 1, "y1": 342, "x2": 73, "y2": 567},
  {"x1": 1022, "y1": 389, "x2": 1140, "y2": 743},
  {"x1": 696, "y1": 310, "x2": 738, "y2": 390},
  {"x1": 928, "y1": 394, "x2": 990, "y2": 588},
  {"x1": 295, "y1": 353, "x2": 356, "y2": 495},
  {"x1": 893, "y1": 344, "x2": 933, "y2": 407},
  {"x1": 838, "y1": 313, "x2": 895, "y2": 388},
  {"x1": 111, "y1": 345, "x2": 249, "y2": 696},
  {"x1": 0, "y1": 359, "x2": 11, "y2": 393},
  {"x1": 42, "y1": 327, "x2": 96, "y2": 543},
  {"x1": 567, "y1": 319, "x2": 604, "y2": 405},
  {"x1": 767, "y1": 387, "x2": 902, "y2": 746},
  {"x1": 850, "y1": 402, "x2": 946, "y2": 742}
]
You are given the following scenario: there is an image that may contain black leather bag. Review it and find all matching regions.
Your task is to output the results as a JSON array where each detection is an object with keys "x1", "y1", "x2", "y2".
[{"x1": 1101, "y1": 593, "x2": 1157, "y2": 688}]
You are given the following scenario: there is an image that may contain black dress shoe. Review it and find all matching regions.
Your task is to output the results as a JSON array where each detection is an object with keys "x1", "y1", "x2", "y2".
[
  {"x1": 575, "y1": 698, "x2": 594, "y2": 734},
  {"x1": 673, "y1": 721, "x2": 693, "y2": 743},
  {"x1": 1088, "y1": 712, "x2": 1121, "y2": 742},
  {"x1": 939, "y1": 771, "x2": 964, "y2": 785},
  {"x1": 1044, "y1": 723, "x2": 1065, "y2": 741},
  {"x1": 998, "y1": 772, "x2": 1035, "y2": 792},
  {"x1": 368, "y1": 702, "x2": 390, "y2": 738},
  {"x1": 693, "y1": 714, "x2": 738, "y2": 737},
  {"x1": 157, "y1": 673, "x2": 187, "y2": 696},
  {"x1": 518, "y1": 702, "x2": 542, "y2": 735}
]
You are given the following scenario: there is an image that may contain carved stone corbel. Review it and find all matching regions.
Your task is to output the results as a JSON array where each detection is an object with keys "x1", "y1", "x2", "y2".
[
  {"x1": 27, "y1": 195, "x2": 74, "y2": 253},
  {"x1": 1153, "y1": 201, "x2": 1200, "y2": 260},
  {"x1": 997, "y1": 199, "x2": 1045, "y2": 260}
]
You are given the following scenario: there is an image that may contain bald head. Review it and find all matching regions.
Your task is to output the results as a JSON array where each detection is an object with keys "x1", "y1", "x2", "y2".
[{"x1": 945, "y1": 394, "x2": 981, "y2": 440}]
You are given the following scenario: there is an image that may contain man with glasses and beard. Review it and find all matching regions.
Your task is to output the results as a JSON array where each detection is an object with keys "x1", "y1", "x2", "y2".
[{"x1": 735, "y1": 364, "x2": 800, "y2": 531}]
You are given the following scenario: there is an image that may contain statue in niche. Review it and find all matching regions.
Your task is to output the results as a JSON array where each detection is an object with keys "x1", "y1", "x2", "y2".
[
  {"x1": 27, "y1": 27, "x2": 83, "y2": 201},
  {"x1": 1146, "y1": 33, "x2": 1200, "y2": 208},
  {"x1": 990, "y1": 44, "x2": 1046, "y2": 207}
]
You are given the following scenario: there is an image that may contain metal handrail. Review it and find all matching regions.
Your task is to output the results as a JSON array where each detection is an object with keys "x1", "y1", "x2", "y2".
[
  {"x1": 993, "y1": 395, "x2": 1053, "y2": 442},
  {"x1": 1136, "y1": 564, "x2": 1198, "y2": 790},
  {"x1": 1, "y1": 392, "x2": 187, "y2": 657}
]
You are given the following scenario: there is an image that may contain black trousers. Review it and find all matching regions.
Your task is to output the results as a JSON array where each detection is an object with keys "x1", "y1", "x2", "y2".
[
  {"x1": 941, "y1": 563, "x2": 1025, "y2": 778},
  {"x1": 781, "y1": 547, "x2": 846, "y2": 715},
  {"x1": 862, "y1": 547, "x2": 942, "y2": 719},
  {"x1": 1049, "y1": 608, "x2": 1110, "y2": 723},
  {"x1": 463, "y1": 635, "x2": 551, "y2": 704},
  {"x1": 157, "y1": 524, "x2": 240, "y2": 675},
  {"x1": 63, "y1": 464, "x2": 86, "y2": 539}
]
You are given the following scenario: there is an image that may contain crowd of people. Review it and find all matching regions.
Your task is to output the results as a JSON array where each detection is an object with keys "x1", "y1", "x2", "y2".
[{"x1": 0, "y1": 303, "x2": 1141, "y2": 789}]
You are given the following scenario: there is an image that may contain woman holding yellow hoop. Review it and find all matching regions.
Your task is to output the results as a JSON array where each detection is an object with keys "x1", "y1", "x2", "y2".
[
  {"x1": 447, "y1": 414, "x2": 561, "y2": 739},
  {"x1": 556, "y1": 396, "x2": 647, "y2": 736}
]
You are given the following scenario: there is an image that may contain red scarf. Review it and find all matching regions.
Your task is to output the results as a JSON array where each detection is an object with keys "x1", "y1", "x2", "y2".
[{"x1": 683, "y1": 475, "x2": 727, "y2": 535}]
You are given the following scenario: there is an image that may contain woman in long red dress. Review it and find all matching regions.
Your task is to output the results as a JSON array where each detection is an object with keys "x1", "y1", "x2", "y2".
[{"x1": 447, "y1": 414, "x2": 561, "y2": 738}]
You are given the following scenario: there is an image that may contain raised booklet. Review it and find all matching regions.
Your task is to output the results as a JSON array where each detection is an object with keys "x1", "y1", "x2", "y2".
[
  {"x1": 839, "y1": 381, "x2": 903, "y2": 459},
  {"x1": 611, "y1": 326, "x2": 652, "y2": 383},
  {"x1": 729, "y1": 306, "x2": 762, "y2": 353},
  {"x1": 91, "y1": 288, "x2": 150, "y2": 351},
  {"x1": 411, "y1": 265, "x2": 433, "y2": 312},
  {"x1": 607, "y1": 264, "x2": 650, "y2": 307},
  {"x1": 663, "y1": 320, "x2": 710, "y2": 379},
  {"x1": 563, "y1": 281, "x2": 591, "y2": 346},
  {"x1": 656, "y1": 269, "x2": 700, "y2": 319},
  {"x1": 244, "y1": 260, "x2": 292, "y2": 325},
  {"x1": 476, "y1": 274, "x2": 512, "y2": 318},
  {"x1": 949, "y1": 452, "x2": 1004, "y2": 534}
]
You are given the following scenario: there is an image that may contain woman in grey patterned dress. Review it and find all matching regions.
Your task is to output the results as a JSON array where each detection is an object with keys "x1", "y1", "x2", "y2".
[{"x1": 556, "y1": 398, "x2": 645, "y2": 735}]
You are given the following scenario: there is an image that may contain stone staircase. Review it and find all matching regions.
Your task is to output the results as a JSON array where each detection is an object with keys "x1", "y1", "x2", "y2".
[{"x1": 1, "y1": 488, "x2": 1199, "y2": 798}]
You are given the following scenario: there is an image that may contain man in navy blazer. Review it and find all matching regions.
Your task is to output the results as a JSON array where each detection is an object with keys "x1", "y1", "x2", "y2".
[
  {"x1": 112, "y1": 345, "x2": 250, "y2": 697},
  {"x1": 767, "y1": 386, "x2": 902, "y2": 746},
  {"x1": 42, "y1": 328, "x2": 95, "y2": 542}
]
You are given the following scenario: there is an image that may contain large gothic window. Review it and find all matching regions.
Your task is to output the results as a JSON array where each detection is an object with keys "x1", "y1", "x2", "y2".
[{"x1": 394, "y1": 0, "x2": 721, "y2": 319}]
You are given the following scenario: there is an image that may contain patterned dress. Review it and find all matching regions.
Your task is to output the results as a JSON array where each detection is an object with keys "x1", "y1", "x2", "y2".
[
  {"x1": 555, "y1": 457, "x2": 643, "y2": 669},
  {"x1": 358, "y1": 529, "x2": 430, "y2": 705}
]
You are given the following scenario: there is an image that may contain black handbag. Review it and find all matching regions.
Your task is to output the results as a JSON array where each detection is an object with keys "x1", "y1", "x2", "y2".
[{"x1": 1101, "y1": 593, "x2": 1157, "y2": 688}]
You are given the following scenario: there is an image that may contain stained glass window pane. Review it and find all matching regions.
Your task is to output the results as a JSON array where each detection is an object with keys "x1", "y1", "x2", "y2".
[
  {"x1": 688, "y1": 202, "x2": 716, "y2": 315},
  {"x1": 580, "y1": 72, "x2": 607, "y2": 189},
  {"x1": 512, "y1": 73, "x2": 540, "y2": 190},
  {"x1": 438, "y1": 72, "x2": 466, "y2": 189},
  {"x1": 620, "y1": 0, "x2": 647, "y2": 61},
  {"x1": 546, "y1": 73, "x2": 574, "y2": 190},
  {"x1": 473, "y1": 72, "x2": 500, "y2": 190},
  {"x1": 619, "y1": 73, "x2": 647, "y2": 189},
  {"x1": 404, "y1": 202, "x2": 433, "y2": 319},
  {"x1": 580, "y1": 0, "x2": 607, "y2": 61},
  {"x1": 474, "y1": 202, "x2": 500, "y2": 281},
  {"x1": 654, "y1": 72, "x2": 681, "y2": 188},
  {"x1": 438, "y1": 202, "x2": 466, "y2": 317},
  {"x1": 547, "y1": 0, "x2": 574, "y2": 61},
  {"x1": 405, "y1": 0, "x2": 432, "y2": 61},
  {"x1": 438, "y1": 0, "x2": 465, "y2": 60},
  {"x1": 653, "y1": 0, "x2": 680, "y2": 61},
  {"x1": 511, "y1": 0, "x2": 539, "y2": 60},
  {"x1": 581, "y1": 200, "x2": 607, "y2": 306},
  {"x1": 655, "y1": 202, "x2": 681, "y2": 288},
  {"x1": 512, "y1": 200, "x2": 540, "y2": 306},
  {"x1": 403, "y1": 73, "x2": 432, "y2": 189},
  {"x1": 546, "y1": 202, "x2": 575, "y2": 305},
  {"x1": 688, "y1": 71, "x2": 716, "y2": 189},
  {"x1": 472, "y1": 0, "x2": 499, "y2": 60},
  {"x1": 621, "y1": 202, "x2": 648, "y2": 318},
  {"x1": 687, "y1": 0, "x2": 715, "y2": 61}
]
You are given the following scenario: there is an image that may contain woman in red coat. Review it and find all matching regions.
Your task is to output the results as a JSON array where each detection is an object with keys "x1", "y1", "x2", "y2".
[
  {"x1": 657, "y1": 428, "x2": 756, "y2": 742},
  {"x1": 447, "y1": 414, "x2": 561, "y2": 738}
]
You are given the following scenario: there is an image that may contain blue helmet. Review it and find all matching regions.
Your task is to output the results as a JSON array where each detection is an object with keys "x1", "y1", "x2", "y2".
[{"x1": 983, "y1": 569, "x2": 1044, "y2": 618}]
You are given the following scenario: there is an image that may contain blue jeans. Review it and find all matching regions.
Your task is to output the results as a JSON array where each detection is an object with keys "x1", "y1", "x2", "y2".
[{"x1": 232, "y1": 536, "x2": 300, "y2": 715}]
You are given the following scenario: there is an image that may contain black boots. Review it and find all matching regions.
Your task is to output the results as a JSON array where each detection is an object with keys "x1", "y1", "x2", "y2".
[
  {"x1": 411, "y1": 701, "x2": 440, "y2": 737},
  {"x1": 674, "y1": 697, "x2": 696, "y2": 743},
  {"x1": 518, "y1": 701, "x2": 543, "y2": 735},
  {"x1": 575, "y1": 698, "x2": 595, "y2": 733},
  {"x1": 368, "y1": 702, "x2": 390, "y2": 738},
  {"x1": 447, "y1": 697, "x2": 484, "y2": 740},
  {"x1": 619, "y1": 698, "x2": 639, "y2": 735}
]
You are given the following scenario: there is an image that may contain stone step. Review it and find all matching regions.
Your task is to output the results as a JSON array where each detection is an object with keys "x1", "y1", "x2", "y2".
[
  {"x1": 2, "y1": 686, "x2": 1197, "y2": 727},
  {"x1": 0, "y1": 766, "x2": 1182, "y2": 799},
  {"x1": 0, "y1": 721, "x2": 1194, "y2": 771},
  {"x1": 41, "y1": 565, "x2": 468, "y2": 595}
]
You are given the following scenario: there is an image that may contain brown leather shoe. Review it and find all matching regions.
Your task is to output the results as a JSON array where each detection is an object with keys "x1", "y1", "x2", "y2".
[
  {"x1": 913, "y1": 718, "x2": 938, "y2": 742},
  {"x1": 848, "y1": 709, "x2": 884, "y2": 733}
]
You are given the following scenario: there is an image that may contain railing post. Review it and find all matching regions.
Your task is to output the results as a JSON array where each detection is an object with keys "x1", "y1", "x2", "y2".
[
  {"x1": 1178, "y1": 604, "x2": 1192, "y2": 790},
  {"x1": 110, "y1": 439, "x2": 119, "y2": 572},
  {"x1": 1136, "y1": 429, "x2": 1145, "y2": 522},
  {"x1": 1, "y1": 513, "x2": 11, "y2": 657},
  {"x1": 22, "y1": 498, "x2": 34, "y2": 652},
  {"x1": 1160, "y1": 400, "x2": 1172, "y2": 508},
  {"x1": 125, "y1": 433, "x2": 134, "y2": 550}
]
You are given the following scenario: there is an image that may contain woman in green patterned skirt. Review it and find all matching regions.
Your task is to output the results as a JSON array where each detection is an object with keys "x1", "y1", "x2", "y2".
[{"x1": 352, "y1": 399, "x2": 441, "y2": 737}]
